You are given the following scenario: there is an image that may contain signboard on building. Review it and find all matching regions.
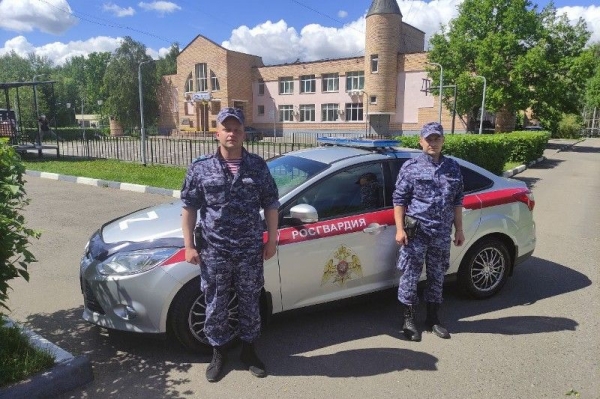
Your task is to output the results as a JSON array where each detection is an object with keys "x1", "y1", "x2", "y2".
[{"x1": 191, "y1": 92, "x2": 211, "y2": 102}]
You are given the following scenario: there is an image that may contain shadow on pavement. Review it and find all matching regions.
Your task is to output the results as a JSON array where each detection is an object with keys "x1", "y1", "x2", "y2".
[
  {"x1": 561, "y1": 145, "x2": 600, "y2": 154},
  {"x1": 22, "y1": 309, "x2": 201, "y2": 398},
  {"x1": 20, "y1": 256, "x2": 590, "y2": 391}
]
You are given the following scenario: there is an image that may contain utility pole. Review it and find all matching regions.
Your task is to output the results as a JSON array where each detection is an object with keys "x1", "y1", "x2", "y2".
[{"x1": 138, "y1": 59, "x2": 154, "y2": 166}]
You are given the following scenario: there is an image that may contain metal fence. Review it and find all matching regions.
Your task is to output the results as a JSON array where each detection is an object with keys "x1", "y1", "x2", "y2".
[{"x1": 28, "y1": 130, "x2": 394, "y2": 166}]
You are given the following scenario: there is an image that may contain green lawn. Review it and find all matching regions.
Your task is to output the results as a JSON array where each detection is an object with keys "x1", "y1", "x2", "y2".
[
  {"x1": 23, "y1": 158, "x2": 187, "y2": 190},
  {"x1": 22, "y1": 157, "x2": 522, "y2": 191}
]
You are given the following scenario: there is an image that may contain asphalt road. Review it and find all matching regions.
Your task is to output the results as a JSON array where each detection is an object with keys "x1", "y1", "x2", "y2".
[{"x1": 6, "y1": 139, "x2": 600, "y2": 398}]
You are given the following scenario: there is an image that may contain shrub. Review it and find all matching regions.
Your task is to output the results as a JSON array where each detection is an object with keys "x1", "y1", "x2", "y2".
[
  {"x1": 556, "y1": 114, "x2": 583, "y2": 139},
  {"x1": 0, "y1": 139, "x2": 40, "y2": 315}
]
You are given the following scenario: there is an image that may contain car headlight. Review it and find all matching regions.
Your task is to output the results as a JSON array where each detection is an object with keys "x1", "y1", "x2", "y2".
[{"x1": 96, "y1": 247, "x2": 179, "y2": 276}]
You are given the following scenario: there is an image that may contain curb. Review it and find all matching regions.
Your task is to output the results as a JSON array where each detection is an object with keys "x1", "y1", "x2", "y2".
[
  {"x1": 502, "y1": 156, "x2": 545, "y2": 178},
  {"x1": 0, "y1": 319, "x2": 94, "y2": 399},
  {"x1": 25, "y1": 170, "x2": 181, "y2": 198}
]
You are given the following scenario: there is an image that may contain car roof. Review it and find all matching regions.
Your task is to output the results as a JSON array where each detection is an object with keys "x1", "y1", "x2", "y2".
[{"x1": 285, "y1": 139, "x2": 421, "y2": 165}]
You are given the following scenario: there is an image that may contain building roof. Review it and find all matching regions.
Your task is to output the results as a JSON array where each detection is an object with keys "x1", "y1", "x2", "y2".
[{"x1": 367, "y1": 0, "x2": 402, "y2": 17}]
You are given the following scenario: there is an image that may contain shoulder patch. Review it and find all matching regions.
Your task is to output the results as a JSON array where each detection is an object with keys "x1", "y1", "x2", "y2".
[{"x1": 192, "y1": 154, "x2": 212, "y2": 163}]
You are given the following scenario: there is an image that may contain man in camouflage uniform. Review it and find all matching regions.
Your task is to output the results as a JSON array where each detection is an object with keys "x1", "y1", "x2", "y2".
[
  {"x1": 181, "y1": 107, "x2": 279, "y2": 382},
  {"x1": 393, "y1": 122, "x2": 465, "y2": 341},
  {"x1": 356, "y1": 172, "x2": 381, "y2": 209}
]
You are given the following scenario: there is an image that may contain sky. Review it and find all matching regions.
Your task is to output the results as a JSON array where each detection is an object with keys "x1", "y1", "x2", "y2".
[{"x1": 0, "y1": 0, "x2": 598, "y2": 67}]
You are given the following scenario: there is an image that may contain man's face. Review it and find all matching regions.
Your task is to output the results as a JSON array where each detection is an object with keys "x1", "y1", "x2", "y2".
[
  {"x1": 419, "y1": 134, "x2": 444, "y2": 157},
  {"x1": 215, "y1": 117, "x2": 245, "y2": 150}
]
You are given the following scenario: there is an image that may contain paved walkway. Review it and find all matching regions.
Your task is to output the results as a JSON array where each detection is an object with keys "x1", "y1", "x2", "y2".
[{"x1": 0, "y1": 137, "x2": 583, "y2": 398}]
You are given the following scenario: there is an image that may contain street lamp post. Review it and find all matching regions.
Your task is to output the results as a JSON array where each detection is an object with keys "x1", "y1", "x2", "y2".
[
  {"x1": 138, "y1": 59, "x2": 154, "y2": 166},
  {"x1": 474, "y1": 75, "x2": 487, "y2": 134},
  {"x1": 359, "y1": 90, "x2": 369, "y2": 136},
  {"x1": 97, "y1": 99, "x2": 103, "y2": 134},
  {"x1": 426, "y1": 62, "x2": 443, "y2": 124}
]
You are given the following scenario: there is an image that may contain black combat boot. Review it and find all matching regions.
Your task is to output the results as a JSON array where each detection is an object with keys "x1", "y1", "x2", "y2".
[
  {"x1": 425, "y1": 302, "x2": 451, "y2": 339},
  {"x1": 206, "y1": 346, "x2": 226, "y2": 382},
  {"x1": 240, "y1": 341, "x2": 267, "y2": 378},
  {"x1": 402, "y1": 304, "x2": 421, "y2": 342}
]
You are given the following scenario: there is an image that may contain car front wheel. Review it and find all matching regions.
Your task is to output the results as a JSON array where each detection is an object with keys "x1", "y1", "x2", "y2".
[
  {"x1": 457, "y1": 238, "x2": 511, "y2": 298},
  {"x1": 168, "y1": 278, "x2": 239, "y2": 353}
]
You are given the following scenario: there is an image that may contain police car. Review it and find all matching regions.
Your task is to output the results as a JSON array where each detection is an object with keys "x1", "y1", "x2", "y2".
[{"x1": 80, "y1": 138, "x2": 536, "y2": 352}]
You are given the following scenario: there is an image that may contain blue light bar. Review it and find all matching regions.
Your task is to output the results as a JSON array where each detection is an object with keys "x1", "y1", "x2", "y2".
[{"x1": 317, "y1": 137, "x2": 400, "y2": 148}]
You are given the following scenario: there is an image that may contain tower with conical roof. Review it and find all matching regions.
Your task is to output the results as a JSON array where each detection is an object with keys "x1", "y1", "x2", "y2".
[{"x1": 364, "y1": 0, "x2": 402, "y2": 134}]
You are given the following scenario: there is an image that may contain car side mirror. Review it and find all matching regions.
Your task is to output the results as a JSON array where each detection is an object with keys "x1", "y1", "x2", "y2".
[{"x1": 286, "y1": 204, "x2": 319, "y2": 224}]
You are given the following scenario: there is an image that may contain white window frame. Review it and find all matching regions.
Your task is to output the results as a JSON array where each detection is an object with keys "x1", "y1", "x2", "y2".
[
  {"x1": 195, "y1": 63, "x2": 208, "y2": 92},
  {"x1": 370, "y1": 55, "x2": 379, "y2": 73},
  {"x1": 321, "y1": 103, "x2": 339, "y2": 122},
  {"x1": 258, "y1": 80, "x2": 265, "y2": 96},
  {"x1": 210, "y1": 71, "x2": 220, "y2": 91},
  {"x1": 345, "y1": 102, "x2": 363, "y2": 121},
  {"x1": 279, "y1": 105, "x2": 294, "y2": 122},
  {"x1": 279, "y1": 77, "x2": 294, "y2": 95},
  {"x1": 322, "y1": 73, "x2": 339, "y2": 92},
  {"x1": 346, "y1": 71, "x2": 365, "y2": 92},
  {"x1": 299, "y1": 104, "x2": 315, "y2": 122},
  {"x1": 300, "y1": 75, "x2": 316, "y2": 93}
]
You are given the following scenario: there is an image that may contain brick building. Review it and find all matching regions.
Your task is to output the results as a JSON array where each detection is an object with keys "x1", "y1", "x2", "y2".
[{"x1": 158, "y1": 0, "x2": 463, "y2": 136}]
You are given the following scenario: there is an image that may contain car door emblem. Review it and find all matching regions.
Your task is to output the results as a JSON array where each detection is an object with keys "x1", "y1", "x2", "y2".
[{"x1": 321, "y1": 244, "x2": 363, "y2": 286}]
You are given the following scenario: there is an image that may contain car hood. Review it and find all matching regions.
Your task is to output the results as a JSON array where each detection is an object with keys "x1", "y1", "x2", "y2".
[{"x1": 101, "y1": 200, "x2": 184, "y2": 244}]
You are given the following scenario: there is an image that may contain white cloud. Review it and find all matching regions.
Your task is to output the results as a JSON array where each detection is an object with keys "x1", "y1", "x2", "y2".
[
  {"x1": 103, "y1": 3, "x2": 136, "y2": 17},
  {"x1": 138, "y1": 1, "x2": 182, "y2": 15},
  {"x1": 0, "y1": 0, "x2": 78, "y2": 35},
  {"x1": 0, "y1": 35, "x2": 124, "y2": 65},
  {"x1": 338, "y1": 10, "x2": 348, "y2": 19},
  {"x1": 556, "y1": 5, "x2": 600, "y2": 44},
  {"x1": 222, "y1": 0, "x2": 600, "y2": 66}
]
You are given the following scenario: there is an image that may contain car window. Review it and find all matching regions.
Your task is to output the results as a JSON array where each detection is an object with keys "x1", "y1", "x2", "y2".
[
  {"x1": 460, "y1": 165, "x2": 493, "y2": 193},
  {"x1": 283, "y1": 163, "x2": 385, "y2": 222},
  {"x1": 268, "y1": 155, "x2": 329, "y2": 197}
]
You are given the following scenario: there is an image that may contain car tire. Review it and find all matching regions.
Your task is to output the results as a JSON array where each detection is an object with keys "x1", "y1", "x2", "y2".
[
  {"x1": 457, "y1": 237, "x2": 511, "y2": 299},
  {"x1": 168, "y1": 278, "x2": 239, "y2": 353}
]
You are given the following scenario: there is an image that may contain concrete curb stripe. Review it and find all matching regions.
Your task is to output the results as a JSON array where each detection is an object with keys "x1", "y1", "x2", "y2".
[{"x1": 25, "y1": 170, "x2": 181, "y2": 198}]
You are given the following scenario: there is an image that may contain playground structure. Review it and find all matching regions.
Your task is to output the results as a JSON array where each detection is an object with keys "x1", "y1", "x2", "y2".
[{"x1": 0, "y1": 80, "x2": 59, "y2": 156}]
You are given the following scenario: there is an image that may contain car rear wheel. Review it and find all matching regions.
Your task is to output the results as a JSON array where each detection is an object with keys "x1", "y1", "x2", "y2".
[
  {"x1": 168, "y1": 278, "x2": 239, "y2": 353},
  {"x1": 457, "y1": 238, "x2": 511, "y2": 298}
]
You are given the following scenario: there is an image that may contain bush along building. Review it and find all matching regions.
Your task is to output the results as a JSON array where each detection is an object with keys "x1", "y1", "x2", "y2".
[{"x1": 157, "y1": 0, "x2": 464, "y2": 137}]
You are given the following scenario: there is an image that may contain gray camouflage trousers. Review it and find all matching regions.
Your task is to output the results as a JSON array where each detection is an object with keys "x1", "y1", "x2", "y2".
[
  {"x1": 200, "y1": 249, "x2": 264, "y2": 347},
  {"x1": 397, "y1": 228, "x2": 451, "y2": 306}
]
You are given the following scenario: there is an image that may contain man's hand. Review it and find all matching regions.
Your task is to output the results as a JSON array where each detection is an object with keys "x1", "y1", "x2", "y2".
[
  {"x1": 185, "y1": 247, "x2": 200, "y2": 265},
  {"x1": 395, "y1": 229, "x2": 408, "y2": 246},
  {"x1": 453, "y1": 230, "x2": 465, "y2": 246},
  {"x1": 263, "y1": 239, "x2": 277, "y2": 260}
]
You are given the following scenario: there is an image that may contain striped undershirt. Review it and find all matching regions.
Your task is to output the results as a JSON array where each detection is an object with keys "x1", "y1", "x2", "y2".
[{"x1": 224, "y1": 158, "x2": 242, "y2": 175}]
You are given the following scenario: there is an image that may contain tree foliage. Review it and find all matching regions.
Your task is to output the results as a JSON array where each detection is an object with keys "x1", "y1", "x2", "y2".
[
  {"x1": 428, "y1": 0, "x2": 593, "y2": 132},
  {"x1": 0, "y1": 141, "x2": 39, "y2": 314},
  {"x1": 103, "y1": 37, "x2": 158, "y2": 129}
]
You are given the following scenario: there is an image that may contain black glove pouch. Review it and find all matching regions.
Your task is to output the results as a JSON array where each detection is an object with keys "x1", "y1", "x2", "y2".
[{"x1": 404, "y1": 215, "x2": 419, "y2": 239}]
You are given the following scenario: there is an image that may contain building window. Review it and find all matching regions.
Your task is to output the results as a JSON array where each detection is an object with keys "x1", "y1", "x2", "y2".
[
  {"x1": 258, "y1": 80, "x2": 265, "y2": 95},
  {"x1": 346, "y1": 71, "x2": 364, "y2": 92},
  {"x1": 299, "y1": 104, "x2": 315, "y2": 122},
  {"x1": 321, "y1": 103, "x2": 339, "y2": 122},
  {"x1": 258, "y1": 105, "x2": 265, "y2": 115},
  {"x1": 370, "y1": 95, "x2": 377, "y2": 104},
  {"x1": 211, "y1": 71, "x2": 220, "y2": 91},
  {"x1": 279, "y1": 105, "x2": 294, "y2": 122},
  {"x1": 300, "y1": 75, "x2": 316, "y2": 93},
  {"x1": 279, "y1": 77, "x2": 294, "y2": 94},
  {"x1": 195, "y1": 63, "x2": 208, "y2": 92},
  {"x1": 370, "y1": 55, "x2": 379, "y2": 73},
  {"x1": 345, "y1": 103, "x2": 363, "y2": 121},
  {"x1": 322, "y1": 73, "x2": 339, "y2": 92},
  {"x1": 185, "y1": 73, "x2": 193, "y2": 92}
]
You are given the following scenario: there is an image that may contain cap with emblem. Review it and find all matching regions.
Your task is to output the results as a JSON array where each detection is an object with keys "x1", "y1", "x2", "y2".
[
  {"x1": 217, "y1": 107, "x2": 245, "y2": 125},
  {"x1": 420, "y1": 122, "x2": 444, "y2": 138}
]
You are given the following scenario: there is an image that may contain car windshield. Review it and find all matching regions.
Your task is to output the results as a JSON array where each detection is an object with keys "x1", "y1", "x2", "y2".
[{"x1": 268, "y1": 154, "x2": 329, "y2": 197}]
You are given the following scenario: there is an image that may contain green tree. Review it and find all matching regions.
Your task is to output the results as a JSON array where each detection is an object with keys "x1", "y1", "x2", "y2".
[
  {"x1": 103, "y1": 37, "x2": 157, "y2": 131},
  {"x1": 0, "y1": 141, "x2": 39, "y2": 314},
  {"x1": 155, "y1": 43, "x2": 179, "y2": 80},
  {"x1": 584, "y1": 43, "x2": 600, "y2": 108},
  {"x1": 428, "y1": 0, "x2": 592, "y2": 132}
]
